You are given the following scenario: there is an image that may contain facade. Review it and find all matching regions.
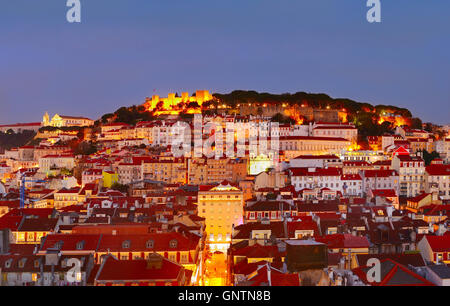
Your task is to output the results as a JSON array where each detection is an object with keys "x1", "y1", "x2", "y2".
[
  {"x1": 279, "y1": 136, "x2": 351, "y2": 158},
  {"x1": 38, "y1": 154, "x2": 75, "y2": 174},
  {"x1": 42, "y1": 112, "x2": 94, "y2": 127},
  {"x1": 392, "y1": 155, "x2": 425, "y2": 197},
  {"x1": 82, "y1": 169, "x2": 103, "y2": 187},
  {"x1": 289, "y1": 167, "x2": 342, "y2": 193},
  {"x1": 102, "y1": 171, "x2": 119, "y2": 188},
  {"x1": 142, "y1": 158, "x2": 187, "y2": 184},
  {"x1": 117, "y1": 162, "x2": 142, "y2": 184},
  {"x1": 360, "y1": 170, "x2": 399, "y2": 196},
  {"x1": 0, "y1": 122, "x2": 41, "y2": 133},
  {"x1": 418, "y1": 235, "x2": 450, "y2": 265},
  {"x1": 197, "y1": 181, "x2": 244, "y2": 251},
  {"x1": 424, "y1": 164, "x2": 450, "y2": 200},
  {"x1": 53, "y1": 188, "x2": 81, "y2": 209},
  {"x1": 312, "y1": 125, "x2": 358, "y2": 143}
]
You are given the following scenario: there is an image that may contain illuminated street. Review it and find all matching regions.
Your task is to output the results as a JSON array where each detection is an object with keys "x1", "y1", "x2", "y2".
[{"x1": 203, "y1": 251, "x2": 228, "y2": 286}]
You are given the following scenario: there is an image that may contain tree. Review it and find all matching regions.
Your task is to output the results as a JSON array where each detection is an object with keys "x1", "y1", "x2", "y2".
[
  {"x1": 422, "y1": 150, "x2": 440, "y2": 166},
  {"x1": 411, "y1": 117, "x2": 423, "y2": 130},
  {"x1": 111, "y1": 183, "x2": 128, "y2": 194},
  {"x1": 0, "y1": 130, "x2": 36, "y2": 151},
  {"x1": 101, "y1": 113, "x2": 114, "y2": 124},
  {"x1": 74, "y1": 141, "x2": 97, "y2": 155},
  {"x1": 271, "y1": 113, "x2": 295, "y2": 124},
  {"x1": 60, "y1": 167, "x2": 73, "y2": 176}
]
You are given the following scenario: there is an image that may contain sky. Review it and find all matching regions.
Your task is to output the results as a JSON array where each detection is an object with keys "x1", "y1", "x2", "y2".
[{"x1": 0, "y1": 0, "x2": 449, "y2": 125}]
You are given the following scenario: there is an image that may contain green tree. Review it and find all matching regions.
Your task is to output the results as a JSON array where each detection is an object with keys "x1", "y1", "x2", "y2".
[
  {"x1": 111, "y1": 183, "x2": 128, "y2": 193},
  {"x1": 411, "y1": 117, "x2": 423, "y2": 130},
  {"x1": 422, "y1": 150, "x2": 440, "y2": 166}
]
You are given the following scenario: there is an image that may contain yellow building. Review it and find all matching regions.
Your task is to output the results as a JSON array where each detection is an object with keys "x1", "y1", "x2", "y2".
[
  {"x1": 42, "y1": 112, "x2": 94, "y2": 127},
  {"x1": 53, "y1": 188, "x2": 80, "y2": 209},
  {"x1": 188, "y1": 157, "x2": 247, "y2": 185},
  {"x1": 102, "y1": 171, "x2": 119, "y2": 188},
  {"x1": 141, "y1": 157, "x2": 187, "y2": 184},
  {"x1": 198, "y1": 181, "x2": 244, "y2": 252}
]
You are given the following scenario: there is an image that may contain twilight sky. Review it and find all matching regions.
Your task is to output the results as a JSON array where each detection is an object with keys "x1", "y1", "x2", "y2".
[{"x1": 0, "y1": 0, "x2": 449, "y2": 124}]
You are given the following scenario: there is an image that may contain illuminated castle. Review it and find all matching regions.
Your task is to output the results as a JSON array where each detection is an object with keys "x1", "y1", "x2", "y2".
[{"x1": 144, "y1": 90, "x2": 213, "y2": 111}]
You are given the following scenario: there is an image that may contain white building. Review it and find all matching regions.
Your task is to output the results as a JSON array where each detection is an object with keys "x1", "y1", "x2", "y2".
[
  {"x1": 288, "y1": 167, "x2": 342, "y2": 193},
  {"x1": 392, "y1": 155, "x2": 425, "y2": 198},
  {"x1": 425, "y1": 163, "x2": 450, "y2": 200},
  {"x1": 38, "y1": 154, "x2": 75, "y2": 174},
  {"x1": 289, "y1": 155, "x2": 341, "y2": 169},
  {"x1": 360, "y1": 169, "x2": 399, "y2": 196}
]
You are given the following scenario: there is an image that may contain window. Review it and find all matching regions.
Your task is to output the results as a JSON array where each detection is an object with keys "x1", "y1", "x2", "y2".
[
  {"x1": 169, "y1": 254, "x2": 176, "y2": 262},
  {"x1": 76, "y1": 241, "x2": 85, "y2": 250},
  {"x1": 54, "y1": 241, "x2": 63, "y2": 249},
  {"x1": 146, "y1": 240, "x2": 154, "y2": 249},
  {"x1": 19, "y1": 258, "x2": 27, "y2": 268},
  {"x1": 169, "y1": 239, "x2": 178, "y2": 249},
  {"x1": 122, "y1": 240, "x2": 130, "y2": 249}
]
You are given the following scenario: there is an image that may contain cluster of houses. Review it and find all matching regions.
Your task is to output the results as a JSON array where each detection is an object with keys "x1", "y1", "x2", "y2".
[{"x1": 0, "y1": 110, "x2": 449, "y2": 286}]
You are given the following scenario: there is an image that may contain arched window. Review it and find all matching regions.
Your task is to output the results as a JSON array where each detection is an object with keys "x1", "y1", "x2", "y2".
[
  {"x1": 5, "y1": 259, "x2": 12, "y2": 268},
  {"x1": 76, "y1": 241, "x2": 85, "y2": 250},
  {"x1": 54, "y1": 240, "x2": 63, "y2": 250}
]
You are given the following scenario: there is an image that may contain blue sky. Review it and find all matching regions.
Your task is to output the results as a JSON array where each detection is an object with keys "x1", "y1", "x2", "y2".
[{"x1": 0, "y1": 0, "x2": 449, "y2": 124}]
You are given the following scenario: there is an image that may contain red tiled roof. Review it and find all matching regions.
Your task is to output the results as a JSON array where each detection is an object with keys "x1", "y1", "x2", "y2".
[
  {"x1": 97, "y1": 232, "x2": 199, "y2": 252},
  {"x1": 96, "y1": 255, "x2": 183, "y2": 282},
  {"x1": 363, "y1": 170, "x2": 398, "y2": 178},
  {"x1": 426, "y1": 164, "x2": 450, "y2": 176},
  {"x1": 289, "y1": 167, "x2": 341, "y2": 177},
  {"x1": 315, "y1": 234, "x2": 370, "y2": 249},
  {"x1": 0, "y1": 215, "x2": 24, "y2": 231},
  {"x1": 341, "y1": 174, "x2": 362, "y2": 180},
  {"x1": 371, "y1": 189, "x2": 397, "y2": 197},
  {"x1": 40, "y1": 234, "x2": 102, "y2": 252},
  {"x1": 245, "y1": 264, "x2": 300, "y2": 286},
  {"x1": 423, "y1": 235, "x2": 450, "y2": 252},
  {"x1": 233, "y1": 245, "x2": 285, "y2": 259},
  {"x1": 352, "y1": 259, "x2": 434, "y2": 286},
  {"x1": 313, "y1": 126, "x2": 356, "y2": 130},
  {"x1": 356, "y1": 253, "x2": 425, "y2": 268},
  {"x1": 0, "y1": 122, "x2": 41, "y2": 128},
  {"x1": 408, "y1": 193, "x2": 430, "y2": 203},
  {"x1": 292, "y1": 155, "x2": 340, "y2": 160}
]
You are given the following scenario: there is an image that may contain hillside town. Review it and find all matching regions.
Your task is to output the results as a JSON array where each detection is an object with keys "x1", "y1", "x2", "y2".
[{"x1": 0, "y1": 91, "x2": 449, "y2": 286}]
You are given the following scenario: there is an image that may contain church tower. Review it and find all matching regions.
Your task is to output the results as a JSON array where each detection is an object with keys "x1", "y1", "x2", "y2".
[{"x1": 42, "y1": 112, "x2": 50, "y2": 126}]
